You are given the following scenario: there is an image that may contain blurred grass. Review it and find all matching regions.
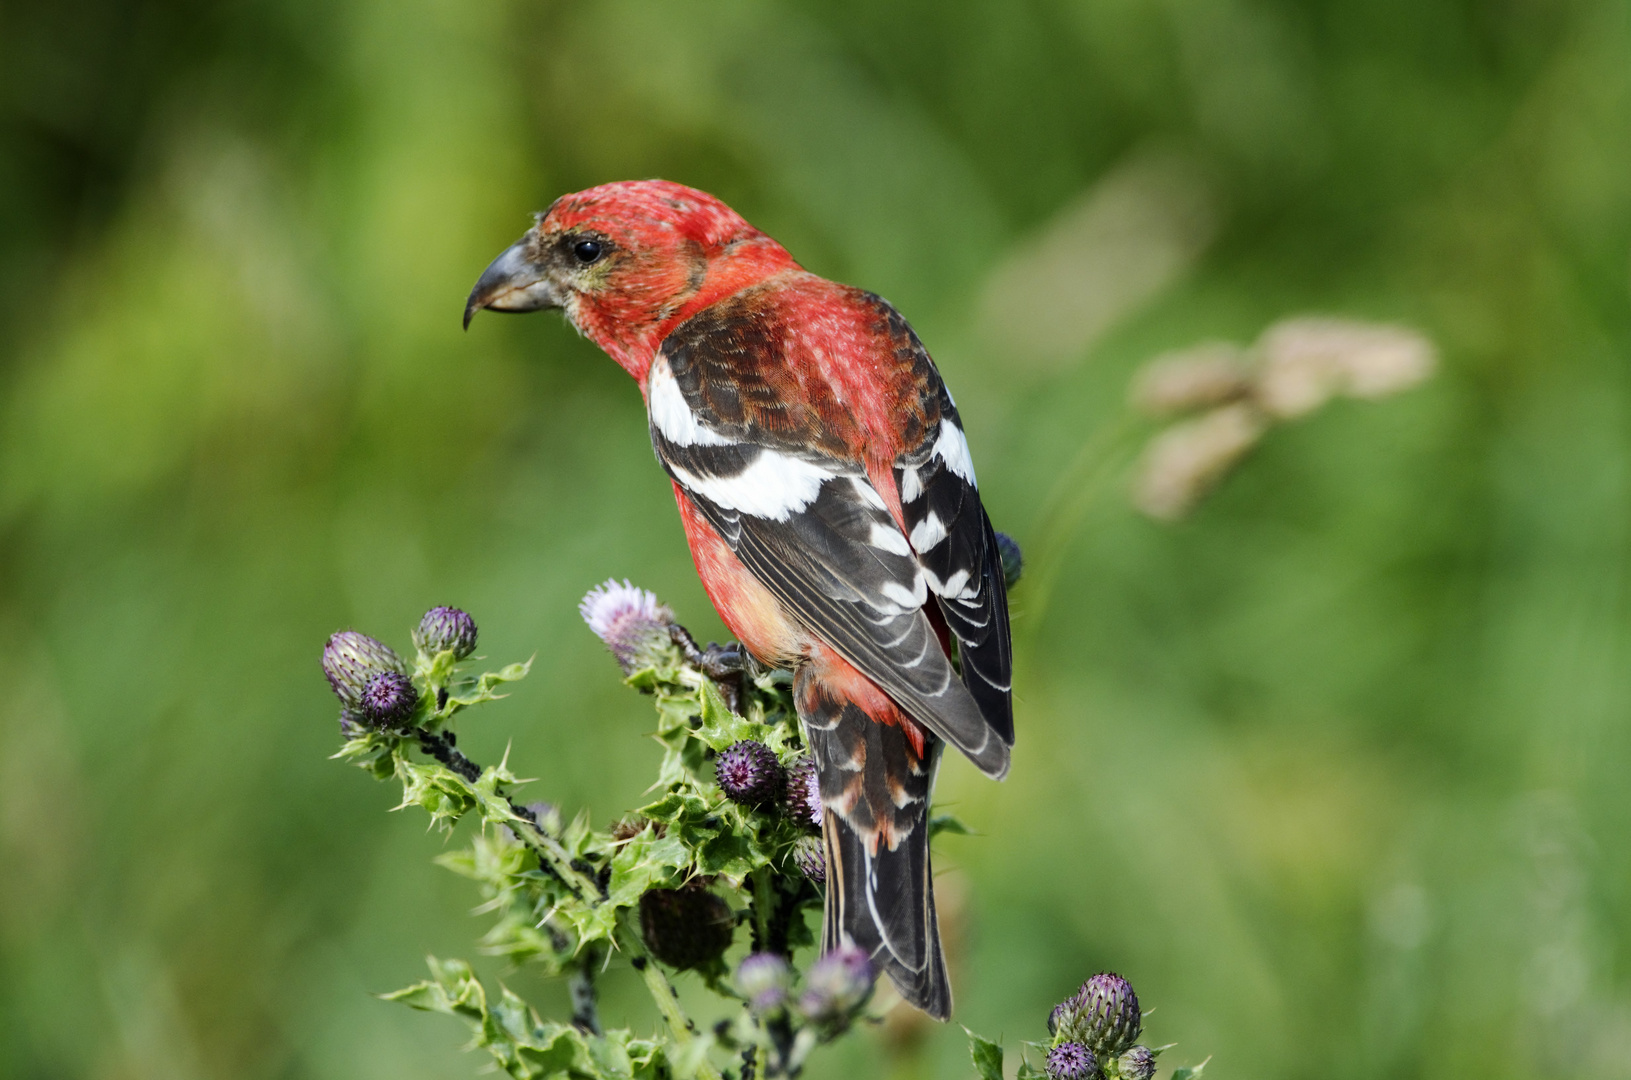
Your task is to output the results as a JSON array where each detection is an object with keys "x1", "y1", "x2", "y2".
[{"x1": 2, "y1": 1, "x2": 1630, "y2": 1078}]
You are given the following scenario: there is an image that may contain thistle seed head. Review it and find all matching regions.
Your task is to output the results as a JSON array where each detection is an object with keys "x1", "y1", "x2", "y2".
[
  {"x1": 413, "y1": 606, "x2": 478, "y2": 659},
  {"x1": 637, "y1": 884, "x2": 734, "y2": 970}
]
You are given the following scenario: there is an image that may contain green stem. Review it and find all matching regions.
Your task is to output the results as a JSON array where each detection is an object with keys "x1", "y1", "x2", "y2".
[
  {"x1": 1016, "y1": 415, "x2": 1144, "y2": 656},
  {"x1": 635, "y1": 956, "x2": 724, "y2": 1080},
  {"x1": 509, "y1": 813, "x2": 602, "y2": 900},
  {"x1": 407, "y1": 730, "x2": 600, "y2": 901},
  {"x1": 750, "y1": 867, "x2": 775, "y2": 953}
]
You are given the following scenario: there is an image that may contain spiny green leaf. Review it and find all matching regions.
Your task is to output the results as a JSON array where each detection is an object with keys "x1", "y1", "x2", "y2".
[
  {"x1": 964, "y1": 1027, "x2": 1004, "y2": 1080},
  {"x1": 693, "y1": 827, "x2": 764, "y2": 884},
  {"x1": 667, "y1": 1030, "x2": 718, "y2": 1080},
  {"x1": 606, "y1": 829, "x2": 689, "y2": 907},
  {"x1": 448, "y1": 657, "x2": 534, "y2": 710},
  {"x1": 1172, "y1": 1057, "x2": 1211, "y2": 1080},
  {"x1": 381, "y1": 956, "x2": 486, "y2": 1020},
  {"x1": 393, "y1": 755, "x2": 477, "y2": 829}
]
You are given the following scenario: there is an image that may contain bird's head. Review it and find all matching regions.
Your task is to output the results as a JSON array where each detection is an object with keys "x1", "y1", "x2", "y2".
[{"x1": 464, "y1": 180, "x2": 797, "y2": 380}]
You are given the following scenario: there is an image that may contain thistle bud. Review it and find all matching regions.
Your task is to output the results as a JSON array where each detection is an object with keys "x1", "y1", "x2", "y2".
[
  {"x1": 1071, "y1": 972, "x2": 1141, "y2": 1056},
  {"x1": 784, "y1": 756, "x2": 823, "y2": 831},
  {"x1": 579, "y1": 579, "x2": 675, "y2": 674},
  {"x1": 994, "y1": 531, "x2": 1024, "y2": 590},
  {"x1": 792, "y1": 835, "x2": 826, "y2": 885},
  {"x1": 323, "y1": 631, "x2": 407, "y2": 710},
  {"x1": 638, "y1": 884, "x2": 734, "y2": 970},
  {"x1": 735, "y1": 952, "x2": 793, "y2": 1013},
  {"x1": 359, "y1": 671, "x2": 418, "y2": 727},
  {"x1": 1048, "y1": 998, "x2": 1073, "y2": 1038},
  {"x1": 715, "y1": 741, "x2": 784, "y2": 808},
  {"x1": 798, "y1": 945, "x2": 874, "y2": 1023},
  {"x1": 413, "y1": 606, "x2": 478, "y2": 660},
  {"x1": 1045, "y1": 1042, "x2": 1098, "y2": 1080},
  {"x1": 1117, "y1": 1046, "x2": 1157, "y2": 1080}
]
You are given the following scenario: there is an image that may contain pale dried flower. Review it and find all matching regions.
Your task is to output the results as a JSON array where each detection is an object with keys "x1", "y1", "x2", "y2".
[
  {"x1": 1133, "y1": 403, "x2": 1267, "y2": 520},
  {"x1": 1129, "y1": 341, "x2": 1253, "y2": 415},
  {"x1": 1254, "y1": 317, "x2": 1435, "y2": 419}
]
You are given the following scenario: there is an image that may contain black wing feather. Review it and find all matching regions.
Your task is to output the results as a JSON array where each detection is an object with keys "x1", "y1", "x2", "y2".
[
  {"x1": 650, "y1": 316, "x2": 1013, "y2": 776},
  {"x1": 683, "y1": 472, "x2": 1010, "y2": 778},
  {"x1": 896, "y1": 388, "x2": 1013, "y2": 745}
]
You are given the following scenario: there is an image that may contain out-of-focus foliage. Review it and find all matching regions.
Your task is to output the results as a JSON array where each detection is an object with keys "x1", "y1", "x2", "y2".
[{"x1": 1, "y1": 1, "x2": 1629, "y2": 1079}]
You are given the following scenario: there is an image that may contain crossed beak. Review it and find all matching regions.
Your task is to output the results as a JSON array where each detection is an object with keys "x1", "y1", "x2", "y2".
[{"x1": 463, "y1": 237, "x2": 563, "y2": 329}]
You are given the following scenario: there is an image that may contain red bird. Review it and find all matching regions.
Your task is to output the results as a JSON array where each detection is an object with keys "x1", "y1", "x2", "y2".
[{"x1": 465, "y1": 181, "x2": 1012, "y2": 1018}]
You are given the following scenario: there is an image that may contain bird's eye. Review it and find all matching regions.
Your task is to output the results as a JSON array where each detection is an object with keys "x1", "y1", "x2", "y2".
[{"x1": 572, "y1": 239, "x2": 604, "y2": 264}]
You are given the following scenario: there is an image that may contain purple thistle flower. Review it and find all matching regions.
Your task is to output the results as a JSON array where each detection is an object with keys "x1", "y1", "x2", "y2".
[
  {"x1": 792, "y1": 835, "x2": 826, "y2": 885},
  {"x1": 1118, "y1": 1046, "x2": 1157, "y2": 1080},
  {"x1": 1046, "y1": 1042, "x2": 1097, "y2": 1080},
  {"x1": 735, "y1": 952, "x2": 793, "y2": 1013},
  {"x1": 798, "y1": 945, "x2": 874, "y2": 1023},
  {"x1": 359, "y1": 671, "x2": 418, "y2": 726},
  {"x1": 783, "y1": 756, "x2": 823, "y2": 830},
  {"x1": 579, "y1": 579, "x2": 674, "y2": 674},
  {"x1": 1072, "y1": 972, "x2": 1142, "y2": 1056},
  {"x1": 413, "y1": 606, "x2": 478, "y2": 659},
  {"x1": 322, "y1": 630, "x2": 406, "y2": 710},
  {"x1": 715, "y1": 741, "x2": 784, "y2": 807}
]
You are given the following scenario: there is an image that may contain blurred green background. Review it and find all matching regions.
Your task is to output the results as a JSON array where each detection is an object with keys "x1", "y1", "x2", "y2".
[{"x1": 4, "y1": 1, "x2": 1631, "y2": 1077}]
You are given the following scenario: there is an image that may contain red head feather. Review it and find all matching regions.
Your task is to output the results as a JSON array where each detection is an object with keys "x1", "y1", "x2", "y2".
[{"x1": 537, "y1": 181, "x2": 800, "y2": 380}]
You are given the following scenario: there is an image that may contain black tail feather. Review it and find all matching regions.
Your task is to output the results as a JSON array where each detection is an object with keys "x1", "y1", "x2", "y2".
[
  {"x1": 822, "y1": 810, "x2": 951, "y2": 1019},
  {"x1": 797, "y1": 659, "x2": 953, "y2": 1018}
]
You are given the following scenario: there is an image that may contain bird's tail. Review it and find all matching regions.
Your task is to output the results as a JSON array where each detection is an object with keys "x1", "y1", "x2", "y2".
[{"x1": 795, "y1": 663, "x2": 951, "y2": 1019}]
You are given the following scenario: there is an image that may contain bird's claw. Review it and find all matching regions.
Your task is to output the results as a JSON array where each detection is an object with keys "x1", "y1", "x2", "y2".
[{"x1": 667, "y1": 623, "x2": 749, "y2": 712}]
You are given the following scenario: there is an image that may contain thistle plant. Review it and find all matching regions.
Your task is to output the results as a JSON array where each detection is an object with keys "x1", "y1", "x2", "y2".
[
  {"x1": 966, "y1": 970, "x2": 1207, "y2": 1080},
  {"x1": 321, "y1": 591, "x2": 960, "y2": 1079},
  {"x1": 323, "y1": 570, "x2": 1206, "y2": 1078}
]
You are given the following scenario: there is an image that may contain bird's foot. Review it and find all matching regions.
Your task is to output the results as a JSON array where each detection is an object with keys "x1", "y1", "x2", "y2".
[{"x1": 667, "y1": 624, "x2": 749, "y2": 712}]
